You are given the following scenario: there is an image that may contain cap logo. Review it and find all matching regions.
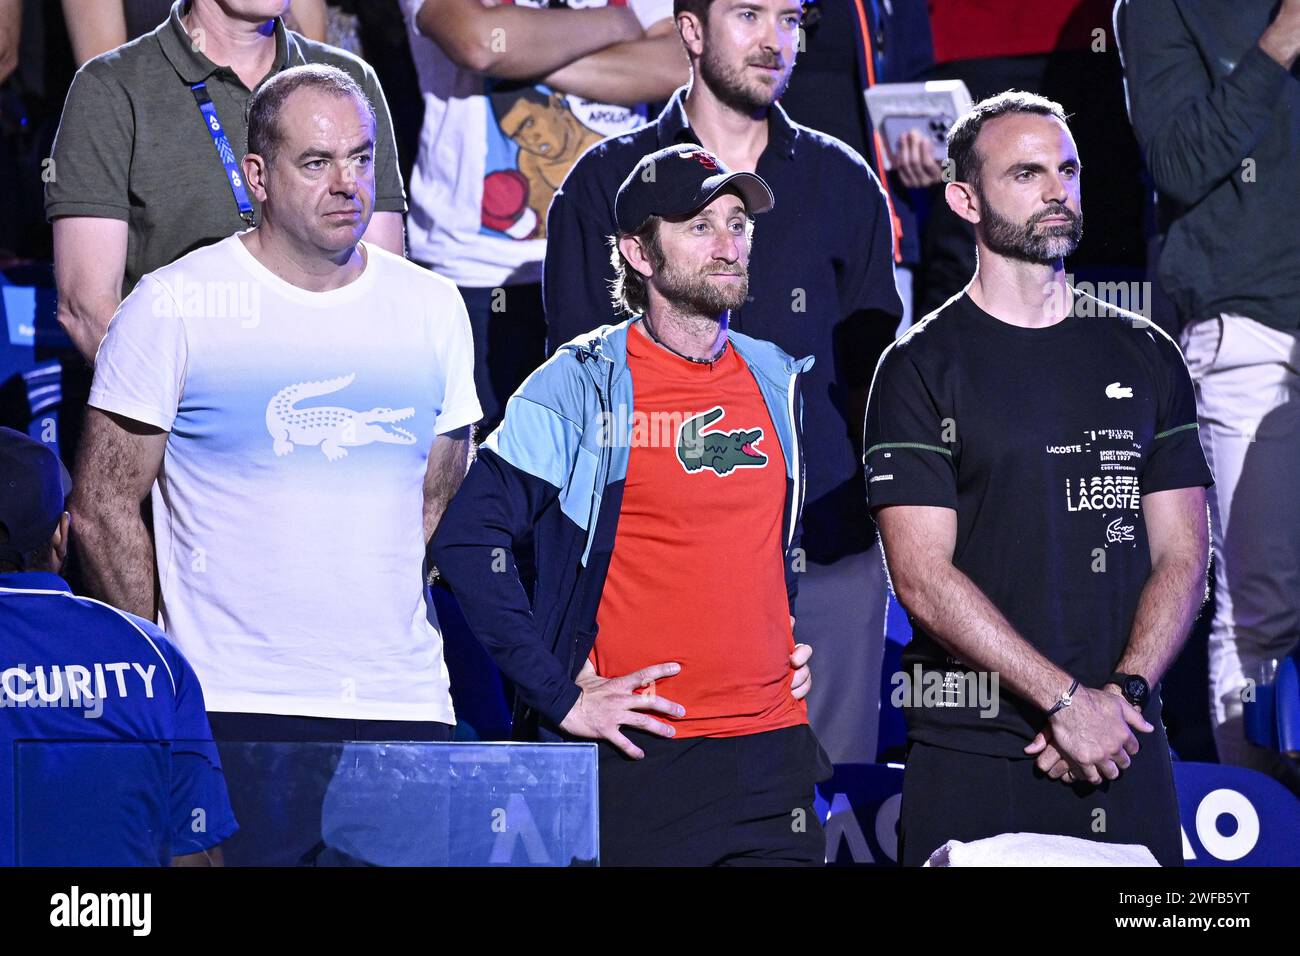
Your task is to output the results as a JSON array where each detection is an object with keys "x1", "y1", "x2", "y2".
[{"x1": 685, "y1": 150, "x2": 720, "y2": 171}]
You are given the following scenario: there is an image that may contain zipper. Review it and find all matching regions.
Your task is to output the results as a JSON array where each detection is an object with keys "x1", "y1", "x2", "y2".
[
  {"x1": 740, "y1": 343, "x2": 809, "y2": 554},
  {"x1": 785, "y1": 365, "x2": 805, "y2": 552},
  {"x1": 589, "y1": 358, "x2": 612, "y2": 562},
  {"x1": 570, "y1": 339, "x2": 615, "y2": 567}
]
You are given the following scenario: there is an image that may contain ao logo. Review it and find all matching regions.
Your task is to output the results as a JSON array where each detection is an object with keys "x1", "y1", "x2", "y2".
[
  {"x1": 824, "y1": 788, "x2": 1262, "y2": 864},
  {"x1": 208, "y1": 115, "x2": 221, "y2": 132},
  {"x1": 823, "y1": 792, "x2": 902, "y2": 863},
  {"x1": 1183, "y1": 788, "x2": 1259, "y2": 862},
  {"x1": 230, "y1": 171, "x2": 242, "y2": 189}
]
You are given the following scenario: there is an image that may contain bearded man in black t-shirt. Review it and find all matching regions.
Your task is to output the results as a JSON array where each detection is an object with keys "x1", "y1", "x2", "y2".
[{"x1": 864, "y1": 91, "x2": 1213, "y2": 867}]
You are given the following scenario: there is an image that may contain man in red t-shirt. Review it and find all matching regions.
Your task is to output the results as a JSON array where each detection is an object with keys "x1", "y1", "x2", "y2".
[
  {"x1": 560, "y1": 144, "x2": 831, "y2": 864},
  {"x1": 434, "y1": 143, "x2": 829, "y2": 865}
]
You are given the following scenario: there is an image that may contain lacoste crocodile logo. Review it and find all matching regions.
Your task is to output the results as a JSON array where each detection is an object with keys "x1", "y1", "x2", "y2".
[
  {"x1": 676, "y1": 406, "x2": 767, "y2": 476},
  {"x1": 1106, "y1": 382, "x2": 1133, "y2": 399},
  {"x1": 265, "y1": 373, "x2": 416, "y2": 462},
  {"x1": 1106, "y1": 516, "x2": 1136, "y2": 544}
]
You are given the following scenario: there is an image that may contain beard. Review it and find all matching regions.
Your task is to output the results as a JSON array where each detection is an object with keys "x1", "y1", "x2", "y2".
[
  {"x1": 978, "y1": 192, "x2": 1083, "y2": 265},
  {"x1": 699, "y1": 42, "x2": 792, "y2": 114},
  {"x1": 653, "y1": 254, "x2": 750, "y2": 316}
]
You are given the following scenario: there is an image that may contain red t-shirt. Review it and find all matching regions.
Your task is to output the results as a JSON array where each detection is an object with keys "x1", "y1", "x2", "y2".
[
  {"x1": 590, "y1": 325, "x2": 805, "y2": 739},
  {"x1": 928, "y1": 0, "x2": 1114, "y2": 65}
]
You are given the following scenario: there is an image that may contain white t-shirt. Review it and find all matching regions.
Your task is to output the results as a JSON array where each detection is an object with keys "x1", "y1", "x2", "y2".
[
  {"x1": 88, "y1": 233, "x2": 482, "y2": 723},
  {"x1": 401, "y1": 0, "x2": 674, "y2": 287}
]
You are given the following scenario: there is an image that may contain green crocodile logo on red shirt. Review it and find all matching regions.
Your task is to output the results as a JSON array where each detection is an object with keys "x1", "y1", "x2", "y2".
[{"x1": 677, "y1": 406, "x2": 768, "y2": 476}]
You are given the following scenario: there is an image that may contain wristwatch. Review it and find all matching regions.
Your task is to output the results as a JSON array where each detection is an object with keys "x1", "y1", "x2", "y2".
[{"x1": 1109, "y1": 672, "x2": 1150, "y2": 710}]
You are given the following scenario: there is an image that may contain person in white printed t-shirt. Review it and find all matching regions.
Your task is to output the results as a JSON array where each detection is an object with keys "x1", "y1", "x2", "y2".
[
  {"x1": 71, "y1": 64, "x2": 481, "y2": 747},
  {"x1": 401, "y1": 0, "x2": 688, "y2": 432}
]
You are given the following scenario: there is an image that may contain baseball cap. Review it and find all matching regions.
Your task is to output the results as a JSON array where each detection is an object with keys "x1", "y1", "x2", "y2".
[
  {"x1": 614, "y1": 144, "x2": 775, "y2": 234},
  {"x1": 0, "y1": 428, "x2": 72, "y2": 563}
]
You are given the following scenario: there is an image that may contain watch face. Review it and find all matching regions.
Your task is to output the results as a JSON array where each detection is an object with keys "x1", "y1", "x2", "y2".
[{"x1": 1123, "y1": 675, "x2": 1149, "y2": 706}]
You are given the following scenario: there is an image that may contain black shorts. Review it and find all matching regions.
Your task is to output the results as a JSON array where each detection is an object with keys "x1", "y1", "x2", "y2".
[
  {"x1": 598, "y1": 723, "x2": 833, "y2": 867},
  {"x1": 898, "y1": 732, "x2": 1183, "y2": 866}
]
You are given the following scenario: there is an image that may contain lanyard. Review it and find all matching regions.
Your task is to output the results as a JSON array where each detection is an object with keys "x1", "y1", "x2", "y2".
[{"x1": 190, "y1": 81, "x2": 256, "y2": 226}]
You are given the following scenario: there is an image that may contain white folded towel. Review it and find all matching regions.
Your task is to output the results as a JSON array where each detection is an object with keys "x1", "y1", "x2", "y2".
[{"x1": 924, "y1": 832, "x2": 1160, "y2": 867}]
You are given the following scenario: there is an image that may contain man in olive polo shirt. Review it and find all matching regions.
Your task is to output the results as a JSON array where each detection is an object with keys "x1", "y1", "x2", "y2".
[{"x1": 46, "y1": 0, "x2": 408, "y2": 363}]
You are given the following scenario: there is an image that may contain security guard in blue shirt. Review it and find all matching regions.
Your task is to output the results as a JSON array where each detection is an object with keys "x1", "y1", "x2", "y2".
[{"x1": 0, "y1": 427, "x2": 237, "y2": 866}]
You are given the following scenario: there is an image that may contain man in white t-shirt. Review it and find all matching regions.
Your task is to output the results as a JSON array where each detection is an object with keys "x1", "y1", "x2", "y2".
[
  {"x1": 401, "y1": 0, "x2": 688, "y2": 431},
  {"x1": 71, "y1": 64, "x2": 481, "y2": 745}
]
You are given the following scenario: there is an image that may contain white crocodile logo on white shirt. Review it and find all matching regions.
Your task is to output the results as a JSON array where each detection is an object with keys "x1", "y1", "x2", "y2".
[{"x1": 265, "y1": 373, "x2": 416, "y2": 461}]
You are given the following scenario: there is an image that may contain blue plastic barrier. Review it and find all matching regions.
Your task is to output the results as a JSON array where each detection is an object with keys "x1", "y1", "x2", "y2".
[{"x1": 11, "y1": 740, "x2": 599, "y2": 867}]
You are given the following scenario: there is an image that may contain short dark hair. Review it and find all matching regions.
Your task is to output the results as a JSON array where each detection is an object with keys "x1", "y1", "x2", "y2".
[
  {"x1": 673, "y1": 0, "x2": 714, "y2": 21},
  {"x1": 946, "y1": 90, "x2": 1070, "y2": 188},
  {"x1": 608, "y1": 217, "x2": 664, "y2": 317},
  {"x1": 674, "y1": 1, "x2": 807, "y2": 23},
  {"x1": 247, "y1": 64, "x2": 375, "y2": 165}
]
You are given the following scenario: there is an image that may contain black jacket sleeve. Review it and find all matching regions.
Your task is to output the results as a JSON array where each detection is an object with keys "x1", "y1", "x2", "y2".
[
  {"x1": 543, "y1": 150, "x2": 625, "y2": 354},
  {"x1": 1115, "y1": 0, "x2": 1292, "y2": 207},
  {"x1": 429, "y1": 443, "x2": 582, "y2": 728}
]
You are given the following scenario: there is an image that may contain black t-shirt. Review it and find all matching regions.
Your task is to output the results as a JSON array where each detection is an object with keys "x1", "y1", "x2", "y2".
[{"x1": 863, "y1": 290, "x2": 1213, "y2": 757}]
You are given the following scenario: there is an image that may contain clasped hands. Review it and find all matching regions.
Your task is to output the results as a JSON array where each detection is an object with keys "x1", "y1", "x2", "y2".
[{"x1": 1024, "y1": 683, "x2": 1153, "y2": 786}]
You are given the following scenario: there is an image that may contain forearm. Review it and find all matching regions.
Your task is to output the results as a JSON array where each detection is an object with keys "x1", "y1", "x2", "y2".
[
  {"x1": 421, "y1": 3, "x2": 639, "y2": 79},
  {"x1": 423, "y1": 491, "x2": 456, "y2": 546},
  {"x1": 61, "y1": 0, "x2": 126, "y2": 66},
  {"x1": 0, "y1": 0, "x2": 20, "y2": 83},
  {"x1": 543, "y1": 34, "x2": 688, "y2": 107},
  {"x1": 900, "y1": 563, "x2": 1073, "y2": 712},
  {"x1": 57, "y1": 297, "x2": 118, "y2": 365},
  {"x1": 53, "y1": 218, "x2": 128, "y2": 363},
  {"x1": 1260, "y1": 9, "x2": 1300, "y2": 69},
  {"x1": 286, "y1": 0, "x2": 327, "y2": 43},
  {"x1": 1114, "y1": 555, "x2": 1209, "y2": 687},
  {"x1": 423, "y1": 435, "x2": 473, "y2": 543},
  {"x1": 72, "y1": 502, "x2": 157, "y2": 620}
]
